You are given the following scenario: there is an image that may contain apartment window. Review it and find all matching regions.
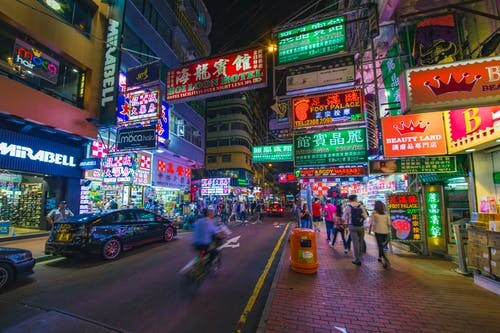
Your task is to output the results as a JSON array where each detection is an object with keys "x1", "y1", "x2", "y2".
[
  {"x1": 0, "y1": 21, "x2": 86, "y2": 107},
  {"x1": 38, "y1": 0, "x2": 96, "y2": 35},
  {"x1": 219, "y1": 123, "x2": 229, "y2": 131},
  {"x1": 231, "y1": 122, "x2": 249, "y2": 132},
  {"x1": 207, "y1": 155, "x2": 216, "y2": 163},
  {"x1": 222, "y1": 154, "x2": 231, "y2": 163},
  {"x1": 207, "y1": 124, "x2": 217, "y2": 132}
]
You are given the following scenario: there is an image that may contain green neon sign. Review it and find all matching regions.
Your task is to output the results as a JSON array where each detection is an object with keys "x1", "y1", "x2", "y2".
[
  {"x1": 277, "y1": 16, "x2": 346, "y2": 65},
  {"x1": 252, "y1": 144, "x2": 293, "y2": 163},
  {"x1": 426, "y1": 191, "x2": 443, "y2": 238}
]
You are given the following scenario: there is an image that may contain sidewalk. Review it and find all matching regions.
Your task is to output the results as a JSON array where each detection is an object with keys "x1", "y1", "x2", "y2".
[{"x1": 258, "y1": 228, "x2": 500, "y2": 333}]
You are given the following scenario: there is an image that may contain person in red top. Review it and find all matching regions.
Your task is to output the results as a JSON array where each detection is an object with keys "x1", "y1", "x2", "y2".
[{"x1": 311, "y1": 198, "x2": 322, "y2": 232}]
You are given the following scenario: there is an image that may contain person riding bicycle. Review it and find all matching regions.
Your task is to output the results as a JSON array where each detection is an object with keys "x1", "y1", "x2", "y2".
[{"x1": 192, "y1": 207, "x2": 221, "y2": 263}]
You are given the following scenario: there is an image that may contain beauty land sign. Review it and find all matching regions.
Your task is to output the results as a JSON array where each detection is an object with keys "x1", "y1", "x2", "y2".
[
  {"x1": 166, "y1": 48, "x2": 266, "y2": 103},
  {"x1": 403, "y1": 56, "x2": 500, "y2": 111},
  {"x1": 381, "y1": 112, "x2": 447, "y2": 158}
]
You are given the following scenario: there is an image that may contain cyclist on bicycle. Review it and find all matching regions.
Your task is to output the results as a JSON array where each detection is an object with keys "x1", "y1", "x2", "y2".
[{"x1": 192, "y1": 207, "x2": 219, "y2": 263}]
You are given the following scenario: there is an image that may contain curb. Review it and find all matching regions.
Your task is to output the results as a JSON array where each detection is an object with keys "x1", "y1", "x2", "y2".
[{"x1": 0, "y1": 232, "x2": 50, "y2": 243}]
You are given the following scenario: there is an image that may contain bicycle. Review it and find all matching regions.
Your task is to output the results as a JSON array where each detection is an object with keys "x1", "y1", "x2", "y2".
[{"x1": 179, "y1": 247, "x2": 221, "y2": 296}]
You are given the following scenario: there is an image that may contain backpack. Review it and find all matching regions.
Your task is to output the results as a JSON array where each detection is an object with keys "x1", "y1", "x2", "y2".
[{"x1": 349, "y1": 204, "x2": 364, "y2": 226}]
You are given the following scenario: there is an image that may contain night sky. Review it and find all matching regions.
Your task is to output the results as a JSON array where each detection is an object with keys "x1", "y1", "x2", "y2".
[{"x1": 204, "y1": 0, "x2": 316, "y2": 54}]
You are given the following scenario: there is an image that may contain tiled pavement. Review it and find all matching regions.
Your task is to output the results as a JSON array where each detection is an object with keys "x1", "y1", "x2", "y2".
[{"x1": 259, "y1": 230, "x2": 500, "y2": 333}]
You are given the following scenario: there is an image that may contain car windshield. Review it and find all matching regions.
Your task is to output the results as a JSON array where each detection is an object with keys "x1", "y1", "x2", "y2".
[{"x1": 62, "y1": 212, "x2": 106, "y2": 223}]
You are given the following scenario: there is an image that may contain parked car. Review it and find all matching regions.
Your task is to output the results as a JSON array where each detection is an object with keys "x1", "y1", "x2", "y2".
[
  {"x1": 45, "y1": 208, "x2": 177, "y2": 260},
  {"x1": 267, "y1": 202, "x2": 285, "y2": 217},
  {"x1": 0, "y1": 246, "x2": 35, "y2": 290}
]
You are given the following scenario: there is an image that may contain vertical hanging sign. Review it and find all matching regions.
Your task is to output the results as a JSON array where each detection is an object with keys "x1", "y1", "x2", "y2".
[{"x1": 100, "y1": 0, "x2": 126, "y2": 126}]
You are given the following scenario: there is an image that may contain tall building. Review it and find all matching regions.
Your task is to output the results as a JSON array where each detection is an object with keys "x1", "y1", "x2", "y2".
[
  {"x1": 205, "y1": 90, "x2": 271, "y2": 200},
  {"x1": 0, "y1": 0, "x2": 107, "y2": 233},
  {"x1": 0, "y1": 0, "x2": 212, "y2": 237}
]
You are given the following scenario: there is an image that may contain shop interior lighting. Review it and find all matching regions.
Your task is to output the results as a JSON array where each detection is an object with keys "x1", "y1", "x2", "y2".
[
  {"x1": 45, "y1": 0, "x2": 62, "y2": 11},
  {"x1": 465, "y1": 148, "x2": 476, "y2": 152}
]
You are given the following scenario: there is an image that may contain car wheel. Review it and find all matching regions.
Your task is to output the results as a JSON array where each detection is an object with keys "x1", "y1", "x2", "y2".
[
  {"x1": 164, "y1": 226, "x2": 174, "y2": 242},
  {"x1": 102, "y1": 239, "x2": 121, "y2": 260},
  {"x1": 0, "y1": 263, "x2": 13, "y2": 289}
]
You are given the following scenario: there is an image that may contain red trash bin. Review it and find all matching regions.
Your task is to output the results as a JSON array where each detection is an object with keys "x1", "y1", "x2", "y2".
[{"x1": 289, "y1": 227, "x2": 318, "y2": 274}]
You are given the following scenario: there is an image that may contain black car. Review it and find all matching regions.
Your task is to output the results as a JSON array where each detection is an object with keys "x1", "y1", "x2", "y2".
[
  {"x1": 45, "y1": 208, "x2": 177, "y2": 260},
  {"x1": 0, "y1": 246, "x2": 35, "y2": 290}
]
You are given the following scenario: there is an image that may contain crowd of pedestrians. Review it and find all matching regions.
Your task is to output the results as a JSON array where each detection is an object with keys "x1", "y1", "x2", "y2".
[{"x1": 293, "y1": 194, "x2": 392, "y2": 268}]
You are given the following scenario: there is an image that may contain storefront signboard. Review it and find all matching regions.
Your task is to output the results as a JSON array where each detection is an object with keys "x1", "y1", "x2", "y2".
[
  {"x1": 387, "y1": 193, "x2": 422, "y2": 242},
  {"x1": 278, "y1": 173, "x2": 298, "y2": 183},
  {"x1": 403, "y1": 56, "x2": 500, "y2": 111},
  {"x1": 157, "y1": 101, "x2": 170, "y2": 148},
  {"x1": 12, "y1": 39, "x2": 59, "y2": 84},
  {"x1": 102, "y1": 153, "x2": 137, "y2": 185},
  {"x1": 252, "y1": 144, "x2": 293, "y2": 162},
  {"x1": 118, "y1": 89, "x2": 160, "y2": 123},
  {"x1": 166, "y1": 48, "x2": 267, "y2": 103},
  {"x1": 286, "y1": 65, "x2": 354, "y2": 92},
  {"x1": 494, "y1": 171, "x2": 500, "y2": 184},
  {"x1": 133, "y1": 153, "x2": 152, "y2": 186},
  {"x1": 292, "y1": 89, "x2": 363, "y2": 129},
  {"x1": 296, "y1": 165, "x2": 367, "y2": 178},
  {"x1": 381, "y1": 112, "x2": 447, "y2": 157},
  {"x1": 369, "y1": 156, "x2": 456, "y2": 174},
  {"x1": 117, "y1": 125, "x2": 157, "y2": 151},
  {"x1": 294, "y1": 128, "x2": 367, "y2": 167},
  {"x1": 201, "y1": 178, "x2": 230, "y2": 196},
  {"x1": 126, "y1": 61, "x2": 161, "y2": 89},
  {"x1": 79, "y1": 158, "x2": 101, "y2": 170},
  {"x1": 426, "y1": 190, "x2": 443, "y2": 238},
  {"x1": 277, "y1": 16, "x2": 345, "y2": 65},
  {"x1": 0, "y1": 129, "x2": 83, "y2": 178},
  {"x1": 152, "y1": 156, "x2": 191, "y2": 188},
  {"x1": 0, "y1": 221, "x2": 10, "y2": 235},
  {"x1": 444, "y1": 105, "x2": 500, "y2": 153}
]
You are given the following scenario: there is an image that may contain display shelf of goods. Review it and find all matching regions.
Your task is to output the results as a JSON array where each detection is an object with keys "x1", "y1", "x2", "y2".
[{"x1": 18, "y1": 183, "x2": 42, "y2": 227}]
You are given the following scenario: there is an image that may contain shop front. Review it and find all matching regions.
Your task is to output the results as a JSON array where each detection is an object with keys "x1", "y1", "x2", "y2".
[{"x1": 0, "y1": 128, "x2": 84, "y2": 237}]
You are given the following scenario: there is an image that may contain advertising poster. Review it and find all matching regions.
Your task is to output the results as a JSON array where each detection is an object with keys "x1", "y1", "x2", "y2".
[
  {"x1": 201, "y1": 178, "x2": 230, "y2": 196},
  {"x1": 102, "y1": 153, "x2": 137, "y2": 185},
  {"x1": 252, "y1": 144, "x2": 293, "y2": 162},
  {"x1": 387, "y1": 193, "x2": 422, "y2": 242},
  {"x1": 369, "y1": 156, "x2": 457, "y2": 174}
]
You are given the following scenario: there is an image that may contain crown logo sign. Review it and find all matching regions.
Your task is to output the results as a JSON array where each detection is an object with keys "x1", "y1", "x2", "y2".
[
  {"x1": 32, "y1": 48, "x2": 42, "y2": 57},
  {"x1": 394, "y1": 120, "x2": 429, "y2": 136},
  {"x1": 424, "y1": 72, "x2": 481, "y2": 96}
]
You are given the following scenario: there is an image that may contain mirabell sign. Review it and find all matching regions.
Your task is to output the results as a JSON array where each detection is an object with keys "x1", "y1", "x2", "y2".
[{"x1": 0, "y1": 142, "x2": 76, "y2": 166}]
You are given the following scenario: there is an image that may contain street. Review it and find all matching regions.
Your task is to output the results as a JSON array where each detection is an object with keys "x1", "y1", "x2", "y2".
[{"x1": 0, "y1": 217, "x2": 291, "y2": 333}]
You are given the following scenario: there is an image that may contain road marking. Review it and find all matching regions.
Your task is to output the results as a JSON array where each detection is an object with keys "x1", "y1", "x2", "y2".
[
  {"x1": 219, "y1": 235, "x2": 241, "y2": 249},
  {"x1": 235, "y1": 222, "x2": 291, "y2": 333}
]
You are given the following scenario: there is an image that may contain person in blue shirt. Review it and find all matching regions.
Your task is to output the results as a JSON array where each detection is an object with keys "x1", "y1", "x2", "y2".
[{"x1": 192, "y1": 207, "x2": 218, "y2": 261}]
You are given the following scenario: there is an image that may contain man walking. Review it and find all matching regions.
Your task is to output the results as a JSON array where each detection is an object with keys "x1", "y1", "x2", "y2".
[
  {"x1": 311, "y1": 198, "x2": 322, "y2": 232},
  {"x1": 343, "y1": 194, "x2": 368, "y2": 266}
]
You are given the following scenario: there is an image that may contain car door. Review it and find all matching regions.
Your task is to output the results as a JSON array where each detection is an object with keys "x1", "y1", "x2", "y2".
[
  {"x1": 134, "y1": 209, "x2": 164, "y2": 243},
  {"x1": 104, "y1": 211, "x2": 137, "y2": 247}
]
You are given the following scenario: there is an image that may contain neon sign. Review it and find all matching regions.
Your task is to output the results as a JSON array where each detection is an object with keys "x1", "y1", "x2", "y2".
[
  {"x1": 12, "y1": 39, "x2": 59, "y2": 84},
  {"x1": 426, "y1": 191, "x2": 443, "y2": 238},
  {"x1": 0, "y1": 142, "x2": 76, "y2": 167}
]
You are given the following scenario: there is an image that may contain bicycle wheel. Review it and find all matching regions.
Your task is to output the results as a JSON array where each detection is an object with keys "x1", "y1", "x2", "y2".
[{"x1": 210, "y1": 254, "x2": 221, "y2": 277}]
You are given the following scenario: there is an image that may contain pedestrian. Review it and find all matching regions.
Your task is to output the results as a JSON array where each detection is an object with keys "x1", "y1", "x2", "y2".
[
  {"x1": 322, "y1": 199, "x2": 336, "y2": 244},
  {"x1": 343, "y1": 194, "x2": 368, "y2": 266},
  {"x1": 144, "y1": 198, "x2": 154, "y2": 211},
  {"x1": 300, "y1": 203, "x2": 312, "y2": 229},
  {"x1": 105, "y1": 196, "x2": 118, "y2": 210},
  {"x1": 331, "y1": 203, "x2": 348, "y2": 253},
  {"x1": 311, "y1": 198, "x2": 322, "y2": 232},
  {"x1": 239, "y1": 201, "x2": 247, "y2": 221},
  {"x1": 229, "y1": 201, "x2": 238, "y2": 222},
  {"x1": 370, "y1": 200, "x2": 391, "y2": 268},
  {"x1": 256, "y1": 202, "x2": 264, "y2": 223},
  {"x1": 46, "y1": 200, "x2": 74, "y2": 228}
]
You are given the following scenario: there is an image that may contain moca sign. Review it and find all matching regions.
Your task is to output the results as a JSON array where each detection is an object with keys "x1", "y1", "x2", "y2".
[
  {"x1": 117, "y1": 125, "x2": 157, "y2": 151},
  {"x1": 402, "y1": 56, "x2": 500, "y2": 111},
  {"x1": 166, "y1": 48, "x2": 267, "y2": 103}
]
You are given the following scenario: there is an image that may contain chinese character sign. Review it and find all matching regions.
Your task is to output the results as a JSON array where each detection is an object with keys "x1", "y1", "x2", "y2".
[
  {"x1": 102, "y1": 153, "x2": 137, "y2": 185},
  {"x1": 381, "y1": 112, "x2": 447, "y2": 157},
  {"x1": 292, "y1": 89, "x2": 363, "y2": 129},
  {"x1": 387, "y1": 193, "x2": 422, "y2": 242},
  {"x1": 294, "y1": 128, "x2": 367, "y2": 167},
  {"x1": 426, "y1": 191, "x2": 443, "y2": 238},
  {"x1": 252, "y1": 144, "x2": 293, "y2": 163},
  {"x1": 369, "y1": 156, "x2": 457, "y2": 174},
  {"x1": 277, "y1": 16, "x2": 346, "y2": 65},
  {"x1": 118, "y1": 89, "x2": 160, "y2": 123},
  {"x1": 201, "y1": 178, "x2": 230, "y2": 196},
  {"x1": 166, "y1": 48, "x2": 267, "y2": 103},
  {"x1": 152, "y1": 156, "x2": 191, "y2": 188},
  {"x1": 297, "y1": 165, "x2": 367, "y2": 177}
]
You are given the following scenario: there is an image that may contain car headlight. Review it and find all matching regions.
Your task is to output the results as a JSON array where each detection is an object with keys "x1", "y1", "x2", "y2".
[{"x1": 9, "y1": 251, "x2": 33, "y2": 263}]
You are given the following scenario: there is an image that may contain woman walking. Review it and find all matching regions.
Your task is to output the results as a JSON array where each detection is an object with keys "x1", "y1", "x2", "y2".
[
  {"x1": 300, "y1": 203, "x2": 312, "y2": 229},
  {"x1": 331, "y1": 204, "x2": 348, "y2": 253},
  {"x1": 369, "y1": 200, "x2": 392, "y2": 268}
]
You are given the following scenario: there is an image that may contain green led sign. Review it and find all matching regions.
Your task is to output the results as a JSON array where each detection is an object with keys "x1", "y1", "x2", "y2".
[
  {"x1": 426, "y1": 191, "x2": 443, "y2": 238},
  {"x1": 294, "y1": 128, "x2": 367, "y2": 167},
  {"x1": 252, "y1": 144, "x2": 293, "y2": 163},
  {"x1": 277, "y1": 16, "x2": 346, "y2": 65}
]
